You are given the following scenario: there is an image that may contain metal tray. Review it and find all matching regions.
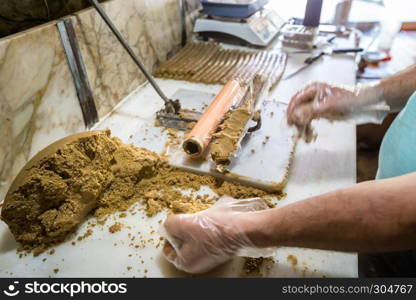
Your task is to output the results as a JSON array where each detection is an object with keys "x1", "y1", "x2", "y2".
[{"x1": 201, "y1": 0, "x2": 269, "y2": 19}]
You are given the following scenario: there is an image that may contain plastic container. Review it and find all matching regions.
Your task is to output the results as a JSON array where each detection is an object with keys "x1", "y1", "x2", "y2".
[{"x1": 201, "y1": 0, "x2": 269, "y2": 19}]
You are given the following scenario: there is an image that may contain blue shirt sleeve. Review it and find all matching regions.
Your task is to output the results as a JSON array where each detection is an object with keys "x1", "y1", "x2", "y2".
[{"x1": 377, "y1": 91, "x2": 416, "y2": 179}]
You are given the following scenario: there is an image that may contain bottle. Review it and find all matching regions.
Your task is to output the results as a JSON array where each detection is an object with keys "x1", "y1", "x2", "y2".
[
  {"x1": 377, "y1": 2, "x2": 401, "y2": 60},
  {"x1": 333, "y1": 0, "x2": 352, "y2": 26}
]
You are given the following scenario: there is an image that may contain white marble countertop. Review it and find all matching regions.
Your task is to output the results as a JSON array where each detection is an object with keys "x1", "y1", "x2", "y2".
[{"x1": 0, "y1": 40, "x2": 359, "y2": 277}]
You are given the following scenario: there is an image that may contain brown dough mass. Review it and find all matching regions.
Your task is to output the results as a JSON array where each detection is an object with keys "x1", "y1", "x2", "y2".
[
  {"x1": 210, "y1": 75, "x2": 267, "y2": 166},
  {"x1": 210, "y1": 108, "x2": 251, "y2": 165},
  {"x1": 1, "y1": 131, "x2": 159, "y2": 254}
]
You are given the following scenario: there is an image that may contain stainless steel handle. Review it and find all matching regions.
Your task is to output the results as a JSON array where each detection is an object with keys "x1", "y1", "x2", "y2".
[{"x1": 89, "y1": 0, "x2": 171, "y2": 104}]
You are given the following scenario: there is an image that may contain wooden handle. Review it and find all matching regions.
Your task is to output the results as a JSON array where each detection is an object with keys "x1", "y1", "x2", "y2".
[{"x1": 183, "y1": 80, "x2": 243, "y2": 157}]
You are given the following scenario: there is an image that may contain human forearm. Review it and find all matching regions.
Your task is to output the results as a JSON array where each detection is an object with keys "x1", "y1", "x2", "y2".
[
  {"x1": 287, "y1": 65, "x2": 416, "y2": 129},
  {"x1": 243, "y1": 173, "x2": 416, "y2": 252},
  {"x1": 352, "y1": 64, "x2": 416, "y2": 112}
]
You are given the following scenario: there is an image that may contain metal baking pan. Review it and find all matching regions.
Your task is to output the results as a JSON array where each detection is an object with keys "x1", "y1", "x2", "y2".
[{"x1": 201, "y1": 0, "x2": 269, "y2": 19}]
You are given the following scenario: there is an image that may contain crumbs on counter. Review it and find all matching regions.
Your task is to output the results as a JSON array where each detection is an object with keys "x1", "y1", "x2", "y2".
[
  {"x1": 2, "y1": 130, "x2": 284, "y2": 257},
  {"x1": 77, "y1": 229, "x2": 93, "y2": 241},
  {"x1": 242, "y1": 257, "x2": 275, "y2": 276}
]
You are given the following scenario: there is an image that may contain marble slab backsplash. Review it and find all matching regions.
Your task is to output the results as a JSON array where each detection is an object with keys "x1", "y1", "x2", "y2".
[
  {"x1": 0, "y1": 0, "x2": 198, "y2": 201},
  {"x1": 0, "y1": 23, "x2": 85, "y2": 202}
]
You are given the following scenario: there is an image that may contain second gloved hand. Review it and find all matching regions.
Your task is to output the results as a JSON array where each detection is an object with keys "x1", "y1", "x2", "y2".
[{"x1": 161, "y1": 197, "x2": 274, "y2": 274}]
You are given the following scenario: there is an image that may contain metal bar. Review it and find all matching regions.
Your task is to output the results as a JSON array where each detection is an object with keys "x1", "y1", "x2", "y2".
[
  {"x1": 89, "y1": 0, "x2": 170, "y2": 104},
  {"x1": 180, "y1": 0, "x2": 187, "y2": 47},
  {"x1": 57, "y1": 18, "x2": 99, "y2": 128}
]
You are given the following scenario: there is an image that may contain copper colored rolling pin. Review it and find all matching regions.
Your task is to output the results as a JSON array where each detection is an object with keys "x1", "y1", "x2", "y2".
[{"x1": 183, "y1": 80, "x2": 243, "y2": 157}]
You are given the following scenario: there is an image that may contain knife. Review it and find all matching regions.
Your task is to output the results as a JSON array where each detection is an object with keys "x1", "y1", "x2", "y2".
[{"x1": 282, "y1": 47, "x2": 363, "y2": 80}]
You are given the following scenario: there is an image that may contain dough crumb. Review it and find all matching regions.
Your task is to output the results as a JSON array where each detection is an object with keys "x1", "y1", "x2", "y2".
[
  {"x1": 287, "y1": 254, "x2": 298, "y2": 267},
  {"x1": 109, "y1": 222, "x2": 123, "y2": 234},
  {"x1": 77, "y1": 229, "x2": 93, "y2": 241}
]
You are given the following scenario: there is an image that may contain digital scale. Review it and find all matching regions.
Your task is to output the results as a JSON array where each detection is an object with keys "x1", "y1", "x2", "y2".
[{"x1": 194, "y1": 0, "x2": 285, "y2": 47}]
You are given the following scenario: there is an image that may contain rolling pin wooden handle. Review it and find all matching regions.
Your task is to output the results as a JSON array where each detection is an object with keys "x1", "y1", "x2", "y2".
[{"x1": 183, "y1": 80, "x2": 243, "y2": 157}]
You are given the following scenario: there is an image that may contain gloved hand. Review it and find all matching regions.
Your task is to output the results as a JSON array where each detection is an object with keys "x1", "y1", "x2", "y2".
[
  {"x1": 161, "y1": 197, "x2": 274, "y2": 274},
  {"x1": 287, "y1": 81, "x2": 388, "y2": 128}
]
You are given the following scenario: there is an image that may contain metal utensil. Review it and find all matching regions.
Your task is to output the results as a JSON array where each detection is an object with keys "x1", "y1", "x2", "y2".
[{"x1": 89, "y1": 0, "x2": 188, "y2": 126}]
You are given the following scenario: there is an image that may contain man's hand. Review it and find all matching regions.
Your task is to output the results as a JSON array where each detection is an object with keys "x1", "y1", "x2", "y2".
[
  {"x1": 161, "y1": 197, "x2": 270, "y2": 274},
  {"x1": 287, "y1": 81, "x2": 386, "y2": 128}
]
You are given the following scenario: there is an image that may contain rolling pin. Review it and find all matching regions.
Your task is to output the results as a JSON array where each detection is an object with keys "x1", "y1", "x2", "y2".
[{"x1": 182, "y1": 80, "x2": 244, "y2": 157}]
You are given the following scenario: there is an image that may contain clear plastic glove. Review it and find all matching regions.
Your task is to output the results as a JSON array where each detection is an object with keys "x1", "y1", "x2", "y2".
[
  {"x1": 287, "y1": 81, "x2": 389, "y2": 128},
  {"x1": 160, "y1": 197, "x2": 275, "y2": 274}
]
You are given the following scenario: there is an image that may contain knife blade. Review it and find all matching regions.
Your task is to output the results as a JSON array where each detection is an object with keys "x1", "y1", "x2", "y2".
[{"x1": 282, "y1": 51, "x2": 325, "y2": 80}]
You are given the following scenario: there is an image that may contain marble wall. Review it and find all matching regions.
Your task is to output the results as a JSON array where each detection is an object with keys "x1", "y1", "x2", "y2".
[
  {"x1": 0, "y1": 0, "x2": 199, "y2": 201},
  {"x1": 0, "y1": 23, "x2": 85, "y2": 201},
  {"x1": 72, "y1": 0, "x2": 183, "y2": 117}
]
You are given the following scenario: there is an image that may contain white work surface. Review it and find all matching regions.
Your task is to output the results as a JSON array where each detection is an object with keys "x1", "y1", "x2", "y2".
[
  {"x1": 0, "y1": 43, "x2": 358, "y2": 278},
  {"x1": 131, "y1": 94, "x2": 297, "y2": 192}
]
